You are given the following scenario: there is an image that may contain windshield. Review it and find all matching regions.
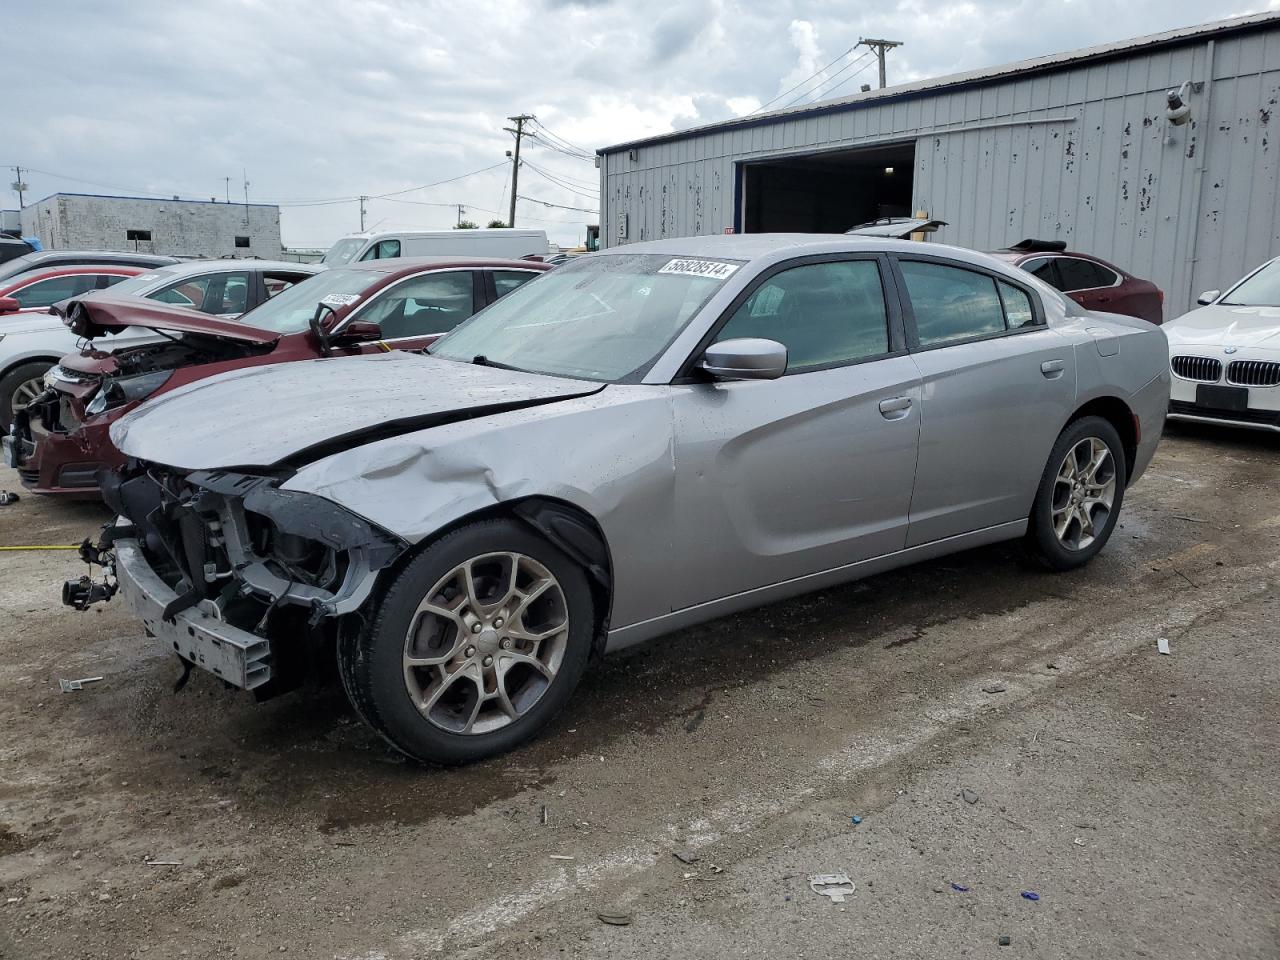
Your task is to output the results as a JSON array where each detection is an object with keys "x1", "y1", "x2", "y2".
[
  {"x1": 237, "y1": 268, "x2": 386, "y2": 333},
  {"x1": 323, "y1": 238, "x2": 369, "y2": 265},
  {"x1": 430, "y1": 253, "x2": 739, "y2": 382},
  {"x1": 1220, "y1": 260, "x2": 1280, "y2": 306}
]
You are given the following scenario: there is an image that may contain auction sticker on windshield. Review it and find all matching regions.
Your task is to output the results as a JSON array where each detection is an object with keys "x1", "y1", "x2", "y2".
[
  {"x1": 658, "y1": 258, "x2": 740, "y2": 280},
  {"x1": 320, "y1": 293, "x2": 362, "y2": 307}
]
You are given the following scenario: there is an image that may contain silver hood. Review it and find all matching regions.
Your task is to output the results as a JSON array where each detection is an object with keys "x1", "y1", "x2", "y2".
[{"x1": 110, "y1": 352, "x2": 602, "y2": 470}]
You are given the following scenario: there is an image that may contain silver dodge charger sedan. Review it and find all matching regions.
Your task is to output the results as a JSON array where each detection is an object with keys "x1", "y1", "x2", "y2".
[{"x1": 71, "y1": 235, "x2": 1170, "y2": 764}]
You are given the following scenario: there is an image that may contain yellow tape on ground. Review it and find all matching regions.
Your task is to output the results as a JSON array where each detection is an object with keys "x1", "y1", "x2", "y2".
[{"x1": 0, "y1": 545, "x2": 79, "y2": 551}]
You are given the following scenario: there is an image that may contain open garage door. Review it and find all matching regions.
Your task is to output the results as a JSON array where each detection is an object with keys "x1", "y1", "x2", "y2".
[{"x1": 739, "y1": 141, "x2": 915, "y2": 234}]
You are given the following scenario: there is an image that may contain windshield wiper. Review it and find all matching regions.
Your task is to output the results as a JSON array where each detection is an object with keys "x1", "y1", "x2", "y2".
[{"x1": 471, "y1": 355, "x2": 524, "y2": 372}]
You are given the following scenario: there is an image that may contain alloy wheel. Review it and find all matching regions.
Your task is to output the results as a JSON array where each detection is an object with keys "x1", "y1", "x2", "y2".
[
  {"x1": 11, "y1": 376, "x2": 49, "y2": 437},
  {"x1": 402, "y1": 551, "x2": 570, "y2": 735},
  {"x1": 1051, "y1": 436, "x2": 1116, "y2": 551}
]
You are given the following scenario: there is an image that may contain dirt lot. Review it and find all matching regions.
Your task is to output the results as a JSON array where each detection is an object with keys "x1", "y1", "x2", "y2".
[{"x1": 0, "y1": 421, "x2": 1277, "y2": 960}]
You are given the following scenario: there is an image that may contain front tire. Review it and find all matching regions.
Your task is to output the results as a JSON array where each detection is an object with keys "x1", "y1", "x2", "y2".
[
  {"x1": 0, "y1": 360, "x2": 53, "y2": 433},
  {"x1": 341, "y1": 518, "x2": 595, "y2": 764},
  {"x1": 1026, "y1": 415, "x2": 1126, "y2": 571}
]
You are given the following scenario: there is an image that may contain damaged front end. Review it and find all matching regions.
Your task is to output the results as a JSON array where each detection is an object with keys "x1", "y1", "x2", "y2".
[{"x1": 68, "y1": 463, "x2": 408, "y2": 696}]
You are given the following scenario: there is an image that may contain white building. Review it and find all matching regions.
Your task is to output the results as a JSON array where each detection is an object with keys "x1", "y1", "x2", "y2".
[{"x1": 20, "y1": 193, "x2": 282, "y2": 259}]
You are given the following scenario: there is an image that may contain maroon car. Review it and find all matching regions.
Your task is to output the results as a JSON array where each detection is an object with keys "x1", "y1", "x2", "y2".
[
  {"x1": 989, "y1": 240, "x2": 1163, "y2": 325},
  {"x1": 5, "y1": 257, "x2": 549, "y2": 497}
]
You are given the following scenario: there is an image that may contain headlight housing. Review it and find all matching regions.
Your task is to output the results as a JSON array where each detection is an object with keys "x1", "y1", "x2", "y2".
[{"x1": 85, "y1": 370, "x2": 173, "y2": 416}]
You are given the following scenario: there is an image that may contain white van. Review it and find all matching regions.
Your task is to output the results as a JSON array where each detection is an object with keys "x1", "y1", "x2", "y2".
[{"x1": 322, "y1": 229, "x2": 549, "y2": 265}]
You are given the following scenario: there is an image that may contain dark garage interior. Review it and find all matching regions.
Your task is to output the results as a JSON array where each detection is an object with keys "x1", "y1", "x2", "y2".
[{"x1": 740, "y1": 141, "x2": 916, "y2": 233}]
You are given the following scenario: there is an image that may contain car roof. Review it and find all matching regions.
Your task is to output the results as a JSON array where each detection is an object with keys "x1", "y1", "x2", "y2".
[
  {"x1": 2, "y1": 264, "x2": 144, "y2": 285},
  {"x1": 339, "y1": 256, "x2": 552, "y2": 278},
  {"x1": 140, "y1": 259, "x2": 324, "y2": 279},
  {"x1": 987, "y1": 248, "x2": 1124, "y2": 270},
  {"x1": 16, "y1": 250, "x2": 179, "y2": 265}
]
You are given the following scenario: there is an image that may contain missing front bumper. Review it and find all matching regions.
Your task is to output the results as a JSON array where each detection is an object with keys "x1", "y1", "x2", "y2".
[{"x1": 113, "y1": 535, "x2": 273, "y2": 690}]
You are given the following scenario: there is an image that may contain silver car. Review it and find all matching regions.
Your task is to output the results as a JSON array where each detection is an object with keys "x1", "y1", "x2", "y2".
[{"x1": 74, "y1": 235, "x2": 1170, "y2": 764}]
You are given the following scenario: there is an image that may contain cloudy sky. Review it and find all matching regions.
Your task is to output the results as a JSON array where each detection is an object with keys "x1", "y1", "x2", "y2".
[{"x1": 5, "y1": 0, "x2": 1273, "y2": 250}]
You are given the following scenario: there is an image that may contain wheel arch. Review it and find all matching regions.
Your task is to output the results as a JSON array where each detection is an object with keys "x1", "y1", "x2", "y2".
[
  {"x1": 1, "y1": 353, "x2": 63, "y2": 381},
  {"x1": 1064, "y1": 396, "x2": 1137, "y2": 483},
  {"x1": 367, "y1": 495, "x2": 615, "y2": 657}
]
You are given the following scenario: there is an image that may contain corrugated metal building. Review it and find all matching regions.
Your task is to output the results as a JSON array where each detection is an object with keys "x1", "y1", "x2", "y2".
[
  {"x1": 20, "y1": 193, "x2": 283, "y2": 259},
  {"x1": 597, "y1": 12, "x2": 1280, "y2": 317}
]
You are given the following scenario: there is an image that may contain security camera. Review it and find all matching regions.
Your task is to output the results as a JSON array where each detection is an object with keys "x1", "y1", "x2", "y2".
[{"x1": 1165, "y1": 82, "x2": 1192, "y2": 126}]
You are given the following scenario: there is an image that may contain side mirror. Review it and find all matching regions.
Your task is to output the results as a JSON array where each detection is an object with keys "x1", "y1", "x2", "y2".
[
  {"x1": 0, "y1": 296, "x2": 21, "y2": 315},
  {"x1": 1196, "y1": 289, "x2": 1220, "y2": 306},
  {"x1": 332, "y1": 320, "x2": 383, "y2": 344},
  {"x1": 701, "y1": 338, "x2": 788, "y2": 381},
  {"x1": 309, "y1": 301, "x2": 338, "y2": 356}
]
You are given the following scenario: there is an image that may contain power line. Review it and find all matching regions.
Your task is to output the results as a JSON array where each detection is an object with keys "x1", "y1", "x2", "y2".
[
  {"x1": 517, "y1": 194, "x2": 598, "y2": 214},
  {"x1": 790, "y1": 52, "x2": 876, "y2": 106},
  {"x1": 529, "y1": 119, "x2": 594, "y2": 159},
  {"x1": 752, "y1": 44, "x2": 858, "y2": 114},
  {"x1": 811, "y1": 58, "x2": 878, "y2": 102},
  {"x1": 525, "y1": 132, "x2": 597, "y2": 164},
  {"x1": 521, "y1": 157, "x2": 598, "y2": 191},
  {"x1": 521, "y1": 160, "x2": 599, "y2": 197}
]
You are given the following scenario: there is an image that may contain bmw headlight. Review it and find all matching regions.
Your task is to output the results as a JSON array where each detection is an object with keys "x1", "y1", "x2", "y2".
[{"x1": 85, "y1": 370, "x2": 173, "y2": 416}]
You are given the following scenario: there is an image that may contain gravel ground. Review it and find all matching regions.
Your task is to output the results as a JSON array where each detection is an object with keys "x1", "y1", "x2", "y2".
[{"x1": 0, "y1": 421, "x2": 1276, "y2": 960}]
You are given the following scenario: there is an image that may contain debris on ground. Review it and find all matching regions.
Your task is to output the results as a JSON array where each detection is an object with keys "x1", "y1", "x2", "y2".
[
  {"x1": 809, "y1": 874, "x2": 855, "y2": 903},
  {"x1": 549, "y1": 854, "x2": 575, "y2": 861},
  {"x1": 540, "y1": 804, "x2": 548, "y2": 825},
  {"x1": 950, "y1": 883, "x2": 970, "y2": 892},
  {"x1": 982, "y1": 684, "x2": 1007, "y2": 694},
  {"x1": 961, "y1": 788, "x2": 979, "y2": 804},
  {"x1": 1021, "y1": 890, "x2": 1041, "y2": 901},
  {"x1": 999, "y1": 936, "x2": 1012, "y2": 946},
  {"x1": 672, "y1": 849, "x2": 700, "y2": 865},
  {"x1": 850, "y1": 815, "x2": 862, "y2": 825},
  {"x1": 58, "y1": 676, "x2": 103, "y2": 693},
  {"x1": 1157, "y1": 637, "x2": 1171, "y2": 655},
  {"x1": 596, "y1": 911, "x2": 632, "y2": 926},
  {"x1": 1170, "y1": 515, "x2": 1210, "y2": 523},
  {"x1": 144, "y1": 860, "x2": 181, "y2": 867},
  {"x1": 0, "y1": 491, "x2": 19, "y2": 506}
]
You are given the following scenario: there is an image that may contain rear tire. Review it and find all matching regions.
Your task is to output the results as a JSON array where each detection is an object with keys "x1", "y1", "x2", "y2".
[
  {"x1": 340, "y1": 518, "x2": 595, "y2": 764},
  {"x1": 1025, "y1": 415, "x2": 1126, "y2": 571},
  {"x1": 0, "y1": 360, "x2": 53, "y2": 432}
]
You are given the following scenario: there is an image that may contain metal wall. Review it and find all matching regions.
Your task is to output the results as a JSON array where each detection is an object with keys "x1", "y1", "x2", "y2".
[{"x1": 599, "y1": 24, "x2": 1280, "y2": 318}]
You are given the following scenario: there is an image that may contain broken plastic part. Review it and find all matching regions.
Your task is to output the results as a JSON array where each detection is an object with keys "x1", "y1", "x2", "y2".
[{"x1": 809, "y1": 874, "x2": 855, "y2": 903}]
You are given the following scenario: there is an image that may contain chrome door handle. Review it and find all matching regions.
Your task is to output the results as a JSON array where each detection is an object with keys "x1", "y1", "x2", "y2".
[
  {"x1": 1040, "y1": 359, "x2": 1065, "y2": 379},
  {"x1": 878, "y1": 396, "x2": 913, "y2": 420}
]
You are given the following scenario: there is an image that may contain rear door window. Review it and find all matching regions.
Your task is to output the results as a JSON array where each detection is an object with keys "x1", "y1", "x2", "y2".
[
  {"x1": 1021, "y1": 257, "x2": 1062, "y2": 289},
  {"x1": 360, "y1": 270, "x2": 477, "y2": 338},
  {"x1": 150, "y1": 272, "x2": 252, "y2": 315},
  {"x1": 11, "y1": 273, "x2": 96, "y2": 308},
  {"x1": 899, "y1": 261, "x2": 1006, "y2": 346},
  {"x1": 1055, "y1": 257, "x2": 1112, "y2": 292}
]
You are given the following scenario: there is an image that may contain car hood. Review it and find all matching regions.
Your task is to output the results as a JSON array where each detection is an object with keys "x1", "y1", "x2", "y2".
[
  {"x1": 55, "y1": 293, "x2": 278, "y2": 343},
  {"x1": 1165, "y1": 304, "x2": 1280, "y2": 351},
  {"x1": 110, "y1": 351, "x2": 604, "y2": 470}
]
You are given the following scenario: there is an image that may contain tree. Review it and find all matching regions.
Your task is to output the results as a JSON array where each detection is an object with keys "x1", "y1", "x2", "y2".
[
  {"x1": 454, "y1": 220, "x2": 480, "y2": 230},
  {"x1": 486, "y1": 219, "x2": 508, "y2": 228}
]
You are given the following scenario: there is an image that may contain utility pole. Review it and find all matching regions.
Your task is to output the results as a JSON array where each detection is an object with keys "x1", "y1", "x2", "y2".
[
  {"x1": 504, "y1": 114, "x2": 533, "y2": 228},
  {"x1": 456, "y1": 204, "x2": 466, "y2": 227},
  {"x1": 242, "y1": 169, "x2": 250, "y2": 225},
  {"x1": 10, "y1": 166, "x2": 27, "y2": 209},
  {"x1": 359, "y1": 196, "x2": 368, "y2": 231},
  {"x1": 224, "y1": 176, "x2": 231, "y2": 203},
  {"x1": 858, "y1": 38, "x2": 902, "y2": 89}
]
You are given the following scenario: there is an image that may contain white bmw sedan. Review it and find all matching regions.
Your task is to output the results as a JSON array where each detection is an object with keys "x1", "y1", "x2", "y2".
[{"x1": 1166, "y1": 257, "x2": 1280, "y2": 432}]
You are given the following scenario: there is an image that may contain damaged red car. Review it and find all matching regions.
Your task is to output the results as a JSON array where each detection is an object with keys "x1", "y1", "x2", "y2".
[{"x1": 4, "y1": 257, "x2": 549, "y2": 496}]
